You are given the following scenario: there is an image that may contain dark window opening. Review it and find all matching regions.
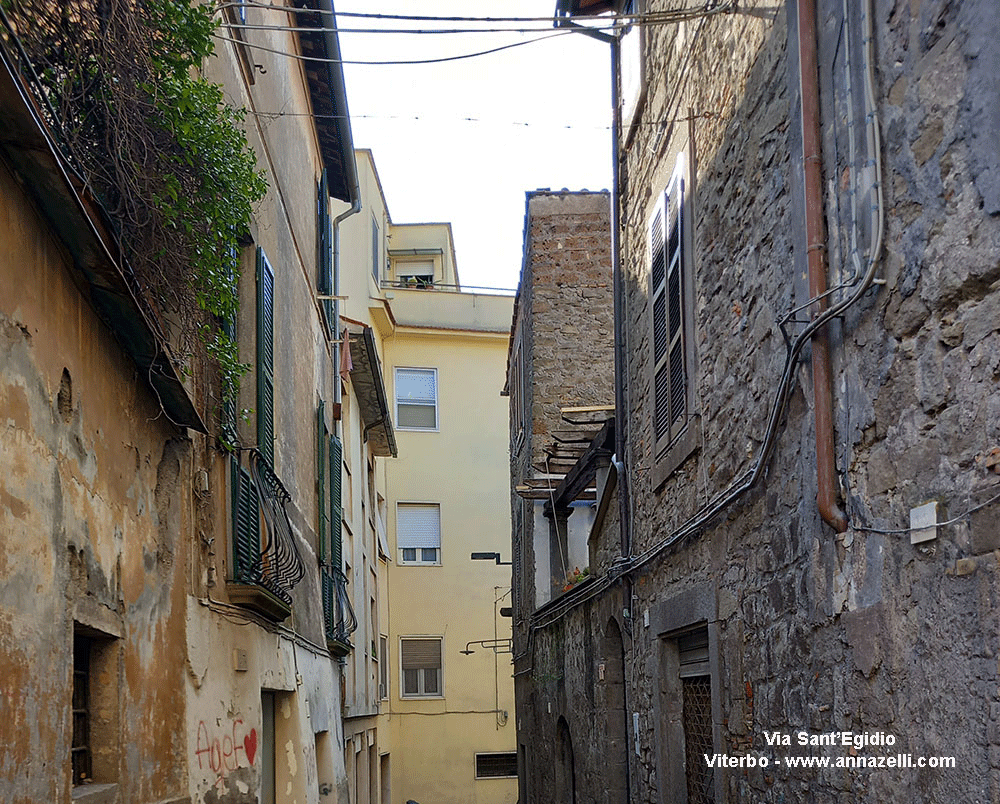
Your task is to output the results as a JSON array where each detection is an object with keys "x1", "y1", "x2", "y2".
[
  {"x1": 72, "y1": 634, "x2": 92, "y2": 785},
  {"x1": 476, "y1": 752, "x2": 518, "y2": 779}
]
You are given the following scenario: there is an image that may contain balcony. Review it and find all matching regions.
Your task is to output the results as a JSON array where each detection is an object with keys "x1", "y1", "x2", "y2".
[
  {"x1": 229, "y1": 449, "x2": 305, "y2": 622},
  {"x1": 321, "y1": 565, "x2": 357, "y2": 657}
]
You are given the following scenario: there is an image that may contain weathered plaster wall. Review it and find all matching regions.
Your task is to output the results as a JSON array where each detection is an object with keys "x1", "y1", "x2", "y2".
[{"x1": 0, "y1": 157, "x2": 191, "y2": 803}]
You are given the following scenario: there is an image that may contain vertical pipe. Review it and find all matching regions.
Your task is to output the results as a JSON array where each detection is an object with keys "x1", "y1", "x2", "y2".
[{"x1": 797, "y1": 0, "x2": 849, "y2": 532}]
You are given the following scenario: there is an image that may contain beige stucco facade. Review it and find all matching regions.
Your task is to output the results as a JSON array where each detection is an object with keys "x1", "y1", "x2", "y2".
[{"x1": 1, "y1": 2, "x2": 360, "y2": 803}]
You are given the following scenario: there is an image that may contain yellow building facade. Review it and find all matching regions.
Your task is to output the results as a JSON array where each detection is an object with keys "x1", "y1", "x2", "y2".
[{"x1": 338, "y1": 151, "x2": 517, "y2": 804}]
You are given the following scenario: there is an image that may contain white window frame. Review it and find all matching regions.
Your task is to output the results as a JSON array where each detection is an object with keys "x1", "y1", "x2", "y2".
[
  {"x1": 394, "y1": 367, "x2": 439, "y2": 431},
  {"x1": 396, "y1": 502, "x2": 441, "y2": 566},
  {"x1": 619, "y1": 0, "x2": 648, "y2": 136},
  {"x1": 399, "y1": 636, "x2": 443, "y2": 699}
]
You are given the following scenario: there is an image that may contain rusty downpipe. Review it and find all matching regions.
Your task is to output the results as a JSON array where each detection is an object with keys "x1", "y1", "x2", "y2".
[{"x1": 797, "y1": 0, "x2": 848, "y2": 533}]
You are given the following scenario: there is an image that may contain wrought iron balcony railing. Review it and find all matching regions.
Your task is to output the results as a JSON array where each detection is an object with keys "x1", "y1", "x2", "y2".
[
  {"x1": 321, "y1": 565, "x2": 357, "y2": 649},
  {"x1": 231, "y1": 448, "x2": 305, "y2": 609}
]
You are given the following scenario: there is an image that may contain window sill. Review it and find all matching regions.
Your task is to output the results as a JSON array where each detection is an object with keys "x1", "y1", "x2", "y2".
[
  {"x1": 652, "y1": 419, "x2": 700, "y2": 491},
  {"x1": 72, "y1": 783, "x2": 118, "y2": 804}
]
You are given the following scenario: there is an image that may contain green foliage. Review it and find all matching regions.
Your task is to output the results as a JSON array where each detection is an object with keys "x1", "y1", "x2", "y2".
[
  {"x1": 143, "y1": 0, "x2": 266, "y2": 415},
  {"x1": 9, "y1": 0, "x2": 267, "y2": 429}
]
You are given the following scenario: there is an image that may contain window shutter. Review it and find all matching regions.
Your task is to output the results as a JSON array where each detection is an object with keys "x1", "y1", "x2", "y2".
[
  {"x1": 666, "y1": 176, "x2": 687, "y2": 434},
  {"x1": 401, "y1": 638, "x2": 441, "y2": 670},
  {"x1": 397, "y1": 504, "x2": 441, "y2": 550},
  {"x1": 651, "y1": 168, "x2": 688, "y2": 450},
  {"x1": 256, "y1": 248, "x2": 275, "y2": 465},
  {"x1": 329, "y1": 434, "x2": 343, "y2": 569},
  {"x1": 317, "y1": 402, "x2": 327, "y2": 562},
  {"x1": 317, "y1": 170, "x2": 333, "y2": 334},
  {"x1": 650, "y1": 198, "x2": 670, "y2": 443},
  {"x1": 678, "y1": 628, "x2": 710, "y2": 678},
  {"x1": 231, "y1": 456, "x2": 260, "y2": 580}
]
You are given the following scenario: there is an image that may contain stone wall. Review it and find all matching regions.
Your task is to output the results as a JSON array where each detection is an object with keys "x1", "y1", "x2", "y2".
[
  {"x1": 513, "y1": 1, "x2": 1000, "y2": 803},
  {"x1": 509, "y1": 190, "x2": 614, "y2": 619}
]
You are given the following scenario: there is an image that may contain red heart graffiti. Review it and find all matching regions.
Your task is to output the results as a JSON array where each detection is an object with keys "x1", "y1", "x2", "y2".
[{"x1": 244, "y1": 728, "x2": 258, "y2": 766}]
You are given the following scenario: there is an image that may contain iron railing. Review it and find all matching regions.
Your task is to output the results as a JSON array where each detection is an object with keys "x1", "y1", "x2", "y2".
[
  {"x1": 232, "y1": 449, "x2": 305, "y2": 605},
  {"x1": 321, "y1": 565, "x2": 357, "y2": 645}
]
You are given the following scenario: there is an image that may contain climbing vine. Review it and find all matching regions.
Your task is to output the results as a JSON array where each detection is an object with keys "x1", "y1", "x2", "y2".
[{"x1": 3, "y1": 0, "x2": 267, "y2": 419}]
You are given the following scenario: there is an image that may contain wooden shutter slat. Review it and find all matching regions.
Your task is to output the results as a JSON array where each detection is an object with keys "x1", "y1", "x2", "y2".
[
  {"x1": 257, "y1": 248, "x2": 275, "y2": 465},
  {"x1": 317, "y1": 402, "x2": 327, "y2": 562},
  {"x1": 329, "y1": 434, "x2": 343, "y2": 569}
]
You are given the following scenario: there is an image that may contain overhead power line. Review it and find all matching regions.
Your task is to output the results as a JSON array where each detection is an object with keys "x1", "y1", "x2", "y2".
[
  {"x1": 212, "y1": 28, "x2": 578, "y2": 65},
  {"x1": 213, "y1": 1, "x2": 734, "y2": 27}
]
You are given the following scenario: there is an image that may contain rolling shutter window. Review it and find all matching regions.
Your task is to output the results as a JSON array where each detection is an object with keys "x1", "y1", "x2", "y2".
[
  {"x1": 256, "y1": 248, "x2": 275, "y2": 465},
  {"x1": 401, "y1": 637, "x2": 442, "y2": 697},
  {"x1": 397, "y1": 503, "x2": 441, "y2": 564},
  {"x1": 395, "y1": 368, "x2": 438, "y2": 430},
  {"x1": 650, "y1": 167, "x2": 687, "y2": 451}
]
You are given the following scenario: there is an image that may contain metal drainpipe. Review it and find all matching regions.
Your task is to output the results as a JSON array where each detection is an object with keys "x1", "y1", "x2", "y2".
[
  {"x1": 797, "y1": 0, "x2": 848, "y2": 533},
  {"x1": 609, "y1": 30, "x2": 635, "y2": 804}
]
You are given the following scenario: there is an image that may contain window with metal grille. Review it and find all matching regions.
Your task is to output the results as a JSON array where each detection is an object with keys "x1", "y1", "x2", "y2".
[
  {"x1": 475, "y1": 752, "x2": 518, "y2": 779},
  {"x1": 400, "y1": 637, "x2": 442, "y2": 697},
  {"x1": 679, "y1": 629, "x2": 714, "y2": 804},
  {"x1": 397, "y1": 503, "x2": 441, "y2": 565},
  {"x1": 395, "y1": 367, "x2": 438, "y2": 430},
  {"x1": 72, "y1": 634, "x2": 92, "y2": 784},
  {"x1": 71, "y1": 628, "x2": 118, "y2": 788}
]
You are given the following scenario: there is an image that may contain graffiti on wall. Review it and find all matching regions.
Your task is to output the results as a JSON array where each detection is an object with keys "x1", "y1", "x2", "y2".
[{"x1": 195, "y1": 719, "x2": 258, "y2": 778}]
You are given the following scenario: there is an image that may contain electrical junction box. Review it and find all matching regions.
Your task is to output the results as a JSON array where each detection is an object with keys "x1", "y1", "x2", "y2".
[{"x1": 910, "y1": 501, "x2": 938, "y2": 545}]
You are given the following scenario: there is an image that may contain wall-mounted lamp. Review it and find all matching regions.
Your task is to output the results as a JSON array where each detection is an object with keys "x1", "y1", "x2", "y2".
[
  {"x1": 471, "y1": 551, "x2": 511, "y2": 565},
  {"x1": 459, "y1": 639, "x2": 513, "y2": 655}
]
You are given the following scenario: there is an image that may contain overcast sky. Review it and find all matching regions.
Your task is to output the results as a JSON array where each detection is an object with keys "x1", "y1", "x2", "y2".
[{"x1": 336, "y1": 1, "x2": 612, "y2": 291}]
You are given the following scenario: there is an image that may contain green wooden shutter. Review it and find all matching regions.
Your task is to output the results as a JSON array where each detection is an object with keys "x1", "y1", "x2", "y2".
[
  {"x1": 231, "y1": 456, "x2": 260, "y2": 582},
  {"x1": 317, "y1": 401, "x2": 328, "y2": 562},
  {"x1": 329, "y1": 434, "x2": 343, "y2": 570},
  {"x1": 256, "y1": 248, "x2": 275, "y2": 465}
]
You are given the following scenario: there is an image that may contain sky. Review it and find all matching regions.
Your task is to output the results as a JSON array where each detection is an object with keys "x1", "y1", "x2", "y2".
[{"x1": 335, "y1": 1, "x2": 613, "y2": 291}]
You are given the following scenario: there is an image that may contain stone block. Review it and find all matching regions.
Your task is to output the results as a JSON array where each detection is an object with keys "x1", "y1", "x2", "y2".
[{"x1": 971, "y1": 501, "x2": 1000, "y2": 555}]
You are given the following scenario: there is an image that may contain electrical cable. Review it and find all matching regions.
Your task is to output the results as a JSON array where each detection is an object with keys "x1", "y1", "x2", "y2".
[
  {"x1": 527, "y1": 0, "x2": 888, "y2": 635},
  {"x1": 211, "y1": 28, "x2": 577, "y2": 65},
  {"x1": 849, "y1": 486, "x2": 1000, "y2": 535},
  {"x1": 213, "y1": 1, "x2": 733, "y2": 26}
]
